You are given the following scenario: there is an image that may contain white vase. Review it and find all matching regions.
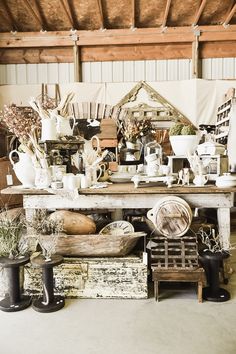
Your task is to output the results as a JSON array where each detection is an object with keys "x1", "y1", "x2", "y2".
[
  {"x1": 41, "y1": 118, "x2": 57, "y2": 141},
  {"x1": 9, "y1": 150, "x2": 35, "y2": 188},
  {"x1": 170, "y1": 135, "x2": 200, "y2": 156}
]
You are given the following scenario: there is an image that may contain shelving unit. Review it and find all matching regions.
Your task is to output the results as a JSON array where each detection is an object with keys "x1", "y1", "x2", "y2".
[{"x1": 215, "y1": 97, "x2": 236, "y2": 145}]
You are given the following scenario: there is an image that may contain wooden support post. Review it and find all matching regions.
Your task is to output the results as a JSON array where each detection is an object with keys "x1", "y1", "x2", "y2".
[
  {"x1": 73, "y1": 40, "x2": 82, "y2": 82},
  {"x1": 71, "y1": 31, "x2": 81, "y2": 82},
  {"x1": 192, "y1": 30, "x2": 202, "y2": 79}
]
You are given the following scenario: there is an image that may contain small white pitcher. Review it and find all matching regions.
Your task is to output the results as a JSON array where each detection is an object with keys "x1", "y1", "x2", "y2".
[
  {"x1": 41, "y1": 117, "x2": 57, "y2": 141},
  {"x1": 193, "y1": 174, "x2": 208, "y2": 186},
  {"x1": 56, "y1": 115, "x2": 76, "y2": 137}
]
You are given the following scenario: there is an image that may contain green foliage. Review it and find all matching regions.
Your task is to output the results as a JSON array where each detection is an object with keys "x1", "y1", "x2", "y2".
[
  {"x1": 0, "y1": 215, "x2": 26, "y2": 259},
  {"x1": 169, "y1": 122, "x2": 196, "y2": 136},
  {"x1": 169, "y1": 123, "x2": 184, "y2": 136},
  {"x1": 181, "y1": 125, "x2": 196, "y2": 135}
]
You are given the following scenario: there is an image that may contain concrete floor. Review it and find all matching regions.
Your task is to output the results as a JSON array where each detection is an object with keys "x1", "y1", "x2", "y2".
[{"x1": 1, "y1": 242, "x2": 236, "y2": 354}]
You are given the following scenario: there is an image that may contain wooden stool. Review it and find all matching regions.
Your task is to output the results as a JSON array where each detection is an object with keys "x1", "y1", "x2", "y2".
[
  {"x1": 31, "y1": 254, "x2": 65, "y2": 313},
  {"x1": 151, "y1": 267, "x2": 205, "y2": 303}
]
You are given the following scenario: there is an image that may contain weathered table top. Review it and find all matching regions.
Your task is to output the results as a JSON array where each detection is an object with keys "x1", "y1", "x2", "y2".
[{"x1": 1, "y1": 183, "x2": 236, "y2": 195}]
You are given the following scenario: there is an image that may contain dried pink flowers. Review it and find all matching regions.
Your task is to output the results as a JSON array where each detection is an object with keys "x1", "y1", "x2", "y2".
[
  {"x1": 0, "y1": 104, "x2": 41, "y2": 143},
  {"x1": 120, "y1": 116, "x2": 153, "y2": 143}
]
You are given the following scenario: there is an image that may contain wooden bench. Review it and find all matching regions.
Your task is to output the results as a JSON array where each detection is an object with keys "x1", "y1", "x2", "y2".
[{"x1": 151, "y1": 267, "x2": 205, "y2": 302}]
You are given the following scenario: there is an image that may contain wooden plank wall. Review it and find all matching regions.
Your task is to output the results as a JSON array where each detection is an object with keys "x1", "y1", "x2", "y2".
[{"x1": 0, "y1": 58, "x2": 235, "y2": 85}]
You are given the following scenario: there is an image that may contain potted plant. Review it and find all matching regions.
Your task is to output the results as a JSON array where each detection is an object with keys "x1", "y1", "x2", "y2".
[
  {"x1": 169, "y1": 122, "x2": 200, "y2": 156},
  {"x1": 0, "y1": 210, "x2": 31, "y2": 312}
]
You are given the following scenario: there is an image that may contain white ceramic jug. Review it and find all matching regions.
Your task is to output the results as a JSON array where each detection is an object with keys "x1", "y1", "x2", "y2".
[
  {"x1": 193, "y1": 174, "x2": 208, "y2": 186},
  {"x1": 56, "y1": 114, "x2": 76, "y2": 137},
  {"x1": 41, "y1": 117, "x2": 57, "y2": 141},
  {"x1": 9, "y1": 150, "x2": 35, "y2": 188}
]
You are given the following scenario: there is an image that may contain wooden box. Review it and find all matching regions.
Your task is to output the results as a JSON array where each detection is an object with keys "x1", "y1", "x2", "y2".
[{"x1": 24, "y1": 255, "x2": 148, "y2": 299}]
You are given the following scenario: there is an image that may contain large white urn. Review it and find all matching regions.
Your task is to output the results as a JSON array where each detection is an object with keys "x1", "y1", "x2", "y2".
[{"x1": 9, "y1": 150, "x2": 35, "y2": 188}]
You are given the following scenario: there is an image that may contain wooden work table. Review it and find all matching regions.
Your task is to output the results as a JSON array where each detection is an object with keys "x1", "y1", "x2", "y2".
[{"x1": 2, "y1": 183, "x2": 236, "y2": 249}]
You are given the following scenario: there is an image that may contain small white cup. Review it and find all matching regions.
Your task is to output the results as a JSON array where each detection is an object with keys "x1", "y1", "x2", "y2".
[
  {"x1": 62, "y1": 173, "x2": 74, "y2": 189},
  {"x1": 68, "y1": 175, "x2": 81, "y2": 190},
  {"x1": 80, "y1": 175, "x2": 89, "y2": 189}
]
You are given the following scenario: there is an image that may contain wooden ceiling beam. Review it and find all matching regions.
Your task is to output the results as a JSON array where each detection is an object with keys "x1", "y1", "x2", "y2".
[
  {"x1": 1, "y1": 25, "x2": 236, "y2": 48},
  {"x1": 97, "y1": 0, "x2": 105, "y2": 30},
  {"x1": 1, "y1": 0, "x2": 18, "y2": 31},
  {"x1": 192, "y1": 0, "x2": 207, "y2": 27},
  {"x1": 59, "y1": 0, "x2": 75, "y2": 29},
  {"x1": 223, "y1": 3, "x2": 236, "y2": 27},
  {"x1": 2, "y1": 41, "x2": 236, "y2": 64},
  {"x1": 162, "y1": 0, "x2": 171, "y2": 28},
  {"x1": 22, "y1": 0, "x2": 46, "y2": 30}
]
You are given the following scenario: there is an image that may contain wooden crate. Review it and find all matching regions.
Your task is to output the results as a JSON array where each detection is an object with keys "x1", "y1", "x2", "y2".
[
  {"x1": 150, "y1": 235, "x2": 198, "y2": 269},
  {"x1": 24, "y1": 255, "x2": 148, "y2": 299}
]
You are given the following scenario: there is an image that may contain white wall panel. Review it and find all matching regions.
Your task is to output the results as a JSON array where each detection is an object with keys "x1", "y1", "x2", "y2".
[
  {"x1": 211, "y1": 58, "x2": 223, "y2": 79},
  {"x1": 82, "y1": 62, "x2": 91, "y2": 82},
  {"x1": 58, "y1": 63, "x2": 70, "y2": 83},
  {"x1": 223, "y1": 58, "x2": 235, "y2": 79},
  {"x1": 101, "y1": 61, "x2": 112, "y2": 82},
  {"x1": 123, "y1": 61, "x2": 134, "y2": 82},
  {"x1": 69, "y1": 63, "x2": 74, "y2": 82},
  {"x1": 90, "y1": 62, "x2": 102, "y2": 83},
  {"x1": 37, "y1": 63, "x2": 48, "y2": 83},
  {"x1": 27, "y1": 64, "x2": 38, "y2": 84},
  {"x1": 167, "y1": 59, "x2": 179, "y2": 81},
  {"x1": 156, "y1": 60, "x2": 168, "y2": 81},
  {"x1": 0, "y1": 65, "x2": 7, "y2": 85},
  {"x1": 1, "y1": 58, "x2": 236, "y2": 85},
  {"x1": 145, "y1": 60, "x2": 156, "y2": 81},
  {"x1": 112, "y1": 61, "x2": 124, "y2": 82},
  {"x1": 16, "y1": 64, "x2": 27, "y2": 84},
  {"x1": 6, "y1": 64, "x2": 17, "y2": 84},
  {"x1": 178, "y1": 59, "x2": 191, "y2": 80},
  {"x1": 47, "y1": 63, "x2": 59, "y2": 84},
  {"x1": 134, "y1": 60, "x2": 145, "y2": 81}
]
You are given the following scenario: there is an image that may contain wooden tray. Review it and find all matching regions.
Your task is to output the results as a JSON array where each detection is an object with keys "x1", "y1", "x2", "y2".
[{"x1": 55, "y1": 232, "x2": 146, "y2": 257}]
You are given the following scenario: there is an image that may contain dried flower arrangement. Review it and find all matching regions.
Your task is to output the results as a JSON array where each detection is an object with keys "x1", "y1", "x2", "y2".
[
  {"x1": 28, "y1": 209, "x2": 63, "y2": 261},
  {"x1": 0, "y1": 104, "x2": 41, "y2": 147},
  {"x1": 120, "y1": 116, "x2": 153, "y2": 143},
  {"x1": 0, "y1": 210, "x2": 28, "y2": 259}
]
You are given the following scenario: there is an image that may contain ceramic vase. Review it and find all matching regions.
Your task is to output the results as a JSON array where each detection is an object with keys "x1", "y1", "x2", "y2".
[{"x1": 9, "y1": 150, "x2": 35, "y2": 188}]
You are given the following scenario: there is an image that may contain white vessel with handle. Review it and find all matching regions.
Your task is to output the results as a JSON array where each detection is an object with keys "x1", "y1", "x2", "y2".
[{"x1": 9, "y1": 150, "x2": 35, "y2": 188}]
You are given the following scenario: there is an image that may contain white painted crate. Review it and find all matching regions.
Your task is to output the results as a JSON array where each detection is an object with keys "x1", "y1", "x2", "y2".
[{"x1": 24, "y1": 255, "x2": 148, "y2": 299}]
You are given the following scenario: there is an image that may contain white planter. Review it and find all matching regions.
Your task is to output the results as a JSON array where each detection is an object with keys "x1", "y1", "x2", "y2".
[{"x1": 169, "y1": 135, "x2": 200, "y2": 156}]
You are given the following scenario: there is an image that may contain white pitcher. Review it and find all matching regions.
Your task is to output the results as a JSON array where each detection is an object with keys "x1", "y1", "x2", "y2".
[
  {"x1": 41, "y1": 117, "x2": 57, "y2": 141},
  {"x1": 9, "y1": 150, "x2": 35, "y2": 188},
  {"x1": 56, "y1": 114, "x2": 76, "y2": 137},
  {"x1": 193, "y1": 174, "x2": 208, "y2": 186}
]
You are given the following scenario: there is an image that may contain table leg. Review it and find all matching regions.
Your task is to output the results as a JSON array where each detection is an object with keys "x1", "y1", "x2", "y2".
[{"x1": 217, "y1": 207, "x2": 230, "y2": 250}]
